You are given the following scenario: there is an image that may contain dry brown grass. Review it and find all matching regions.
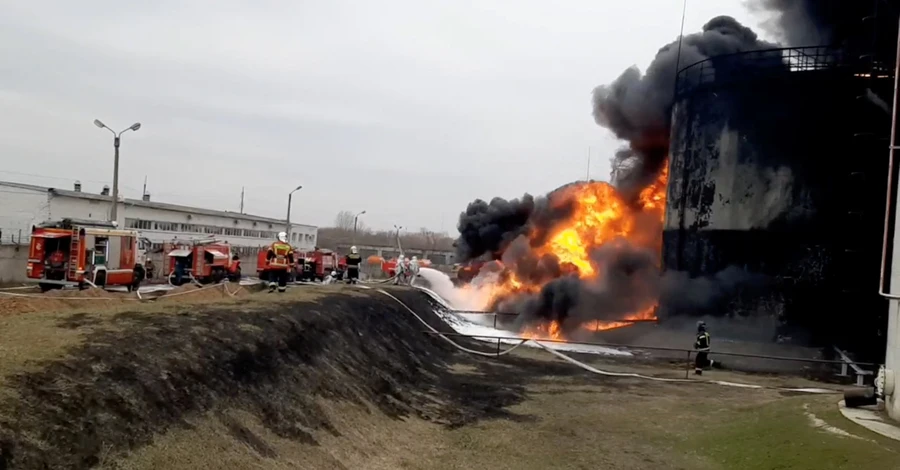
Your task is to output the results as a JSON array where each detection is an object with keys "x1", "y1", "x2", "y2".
[
  {"x1": 3, "y1": 285, "x2": 898, "y2": 470},
  {"x1": 103, "y1": 348, "x2": 900, "y2": 470},
  {"x1": 0, "y1": 284, "x2": 366, "y2": 388}
]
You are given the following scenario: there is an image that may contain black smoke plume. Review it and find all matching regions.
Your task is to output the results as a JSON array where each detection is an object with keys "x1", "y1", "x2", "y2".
[
  {"x1": 455, "y1": 195, "x2": 535, "y2": 262},
  {"x1": 455, "y1": 191, "x2": 577, "y2": 262},
  {"x1": 750, "y1": 1, "x2": 888, "y2": 47},
  {"x1": 594, "y1": 16, "x2": 776, "y2": 197},
  {"x1": 496, "y1": 239, "x2": 765, "y2": 329}
]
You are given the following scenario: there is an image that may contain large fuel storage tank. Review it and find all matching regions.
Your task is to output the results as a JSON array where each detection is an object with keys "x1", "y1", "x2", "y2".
[{"x1": 664, "y1": 46, "x2": 893, "y2": 355}]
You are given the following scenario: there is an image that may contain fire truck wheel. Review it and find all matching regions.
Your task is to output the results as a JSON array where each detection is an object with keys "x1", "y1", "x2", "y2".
[
  {"x1": 94, "y1": 271, "x2": 107, "y2": 288},
  {"x1": 39, "y1": 283, "x2": 60, "y2": 293}
]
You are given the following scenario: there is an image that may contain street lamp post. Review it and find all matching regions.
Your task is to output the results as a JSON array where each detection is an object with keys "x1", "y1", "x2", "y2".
[
  {"x1": 393, "y1": 224, "x2": 404, "y2": 255},
  {"x1": 352, "y1": 210, "x2": 367, "y2": 245},
  {"x1": 285, "y1": 185, "x2": 303, "y2": 242},
  {"x1": 353, "y1": 210, "x2": 367, "y2": 235},
  {"x1": 94, "y1": 119, "x2": 141, "y2": 224}
]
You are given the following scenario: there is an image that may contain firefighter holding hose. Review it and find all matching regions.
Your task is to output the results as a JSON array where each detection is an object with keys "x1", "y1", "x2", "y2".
[{"x1": 266, "y1": 232, "x2": 294, "y2": 293}]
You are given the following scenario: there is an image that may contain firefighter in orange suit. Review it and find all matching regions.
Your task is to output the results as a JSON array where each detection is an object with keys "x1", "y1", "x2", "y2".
[{"x1": 266, "y1": 231, "x2": 294, "y2": 293}]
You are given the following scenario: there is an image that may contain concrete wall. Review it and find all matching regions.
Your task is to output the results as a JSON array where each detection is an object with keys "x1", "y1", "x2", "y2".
[
  {"x1": 0, "y1": 187, "x2": 51, "y2": 244},
  {"x1": 886, "y1": 172, "x2": 900, "y2": 422},
  {"x1": 122, "y1": 203, "x2": 317, "y2": 251},
  {"x1": 50, "y1": 197, "x2": 124, "y2": 227},
  {"x1": 0, "y1": 245, "x2": 29, "y2": 284}
]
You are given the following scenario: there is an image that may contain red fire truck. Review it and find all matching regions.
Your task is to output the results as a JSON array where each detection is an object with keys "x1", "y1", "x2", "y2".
[
  {"x1": 295, "y1": 248, "x2": 345, "y2": 282},
  {"x1": 166, "y1": 240, "x2": 241, "y2": 285},
  {"x1": 256, "y1": 247, "x2": 348, "y2": 282},
  {"x1": 26, "y1": 218, "x2": 150, "y2": 292}
]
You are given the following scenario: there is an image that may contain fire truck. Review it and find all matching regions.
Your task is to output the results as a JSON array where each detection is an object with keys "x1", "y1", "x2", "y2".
[
  {"x1": 26, "y1": 218, "x2": 150, "y2": 292},
  {"x1": 256, "y1": 247, "x2": 355, "y2": 282},
  {"x1": 296, "y1": 248, "x2": 345, "y2": 282},
  {"x1": 256, "y1": 247, "x2": 297, "y2": 282},
  {"x1": 166, "y1": 239, "x2": 241, "y2": 285}
]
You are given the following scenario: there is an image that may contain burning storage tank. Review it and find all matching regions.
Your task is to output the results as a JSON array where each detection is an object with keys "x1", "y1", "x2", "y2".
[{"x1": 664, "y1": 45, "x2": 894, "y2": 356}]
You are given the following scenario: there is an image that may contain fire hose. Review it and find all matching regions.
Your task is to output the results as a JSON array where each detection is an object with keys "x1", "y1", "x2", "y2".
[
  {"x1": 0, "y1": 281, "x2": 242, "y2": 301},
  {"x1": 374, "y1": 288, "x2": 842, "y2": 395}
]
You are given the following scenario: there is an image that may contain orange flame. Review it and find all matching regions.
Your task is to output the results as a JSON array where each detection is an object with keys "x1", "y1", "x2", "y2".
[{"x1": 474, "y1": 163, "x2": 669, "y2": 341}]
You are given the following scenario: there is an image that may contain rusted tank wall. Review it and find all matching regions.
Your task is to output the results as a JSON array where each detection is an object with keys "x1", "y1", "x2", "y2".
[{"x1": 664, "y1": 69, "x2": 890, "y2": 352}]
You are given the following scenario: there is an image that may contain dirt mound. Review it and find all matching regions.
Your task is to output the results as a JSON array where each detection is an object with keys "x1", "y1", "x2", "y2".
[
  {"x1": 0, "y1": 288, "x2": 527, "y2": 469},
  {"x1": 0, "y1": 288, "x2": 133, "y2": 316},
  {"x1": 42, "y1": 288, "x2": 117, "y2": 299}
]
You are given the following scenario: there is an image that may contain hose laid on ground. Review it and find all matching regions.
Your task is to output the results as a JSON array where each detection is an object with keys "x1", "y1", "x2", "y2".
[
  {"x1": 0, "y1": 281, "x2": 237, "y2": 302},
  {"x1": 376, "y1": 288, "x2": 528, "y2": 357},
  {"x1": 374, "y1": 288, "x2": 843, "y2": 395},
  {"x1": 0, "y1": 288, "x2": 141, "y2": 301}
]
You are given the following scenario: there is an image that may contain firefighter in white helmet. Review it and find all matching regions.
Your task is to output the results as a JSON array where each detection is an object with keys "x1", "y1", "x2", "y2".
[
  {"x1": 345, "y1": 245, "x2": 362, "y2": 284},
  {"x1": 393, "y1": 254, "x2": 406, "y2": 285},
  {"x1": 265, "y1": 231, "x2": 294, "y2": 293},
  {"x1": 408, "y1": 256, "x2": 420, "y2": 286}
]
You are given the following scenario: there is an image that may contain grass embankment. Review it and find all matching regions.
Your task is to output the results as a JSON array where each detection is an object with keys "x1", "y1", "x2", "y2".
[{"x1": 0, "y1": 285, "x2": 897, "y2": 469}]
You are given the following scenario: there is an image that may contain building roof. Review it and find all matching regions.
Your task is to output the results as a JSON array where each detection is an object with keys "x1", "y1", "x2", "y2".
[{"x1": 0, "y1": 180, "x2": 316, "y2": 229}]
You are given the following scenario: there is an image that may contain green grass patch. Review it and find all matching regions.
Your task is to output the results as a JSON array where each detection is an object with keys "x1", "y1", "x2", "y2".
[{"x1": 682, "y1": 397, "x2": 900, "y2": 470}]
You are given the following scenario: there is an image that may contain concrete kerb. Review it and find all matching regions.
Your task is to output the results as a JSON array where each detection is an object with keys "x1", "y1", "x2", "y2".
[{"x1": 838, "y1": 400, "x2": 900, "y2": 442}]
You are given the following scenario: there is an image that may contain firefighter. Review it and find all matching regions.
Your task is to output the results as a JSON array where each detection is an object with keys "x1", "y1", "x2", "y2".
[
  {"x1": 323, "y1": 270, "x2": 338, "y2": 285},
  {"x1": 408, "y1": 256, "x2": 420, "y2": 286},
  {"x1": 694, "y1": 321, "x2": 712, "y2": 375},
  {"x1": 345, "y1": 246, "x2": 362, "y2": 284},
  {"x1": 266, "y1": 232, "x2": 294, "y2": 293},
  {"x1": 393, "y1": 255, "x2": 406, "y2": 285}
]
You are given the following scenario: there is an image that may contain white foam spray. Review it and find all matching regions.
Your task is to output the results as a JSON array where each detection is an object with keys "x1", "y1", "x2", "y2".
[{"x1": 414, "y1": 267, "x2": 631, "y2": 357}]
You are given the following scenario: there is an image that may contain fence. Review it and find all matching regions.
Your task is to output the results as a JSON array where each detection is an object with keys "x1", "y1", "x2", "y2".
[
  {"x1": 0, "y1": 228, "x2": 28, "y2": 246},
  {"x1": 424, "y1": 330, "x2": 876, "y2": 382},
  {"x1": 675, "y1": 46, "x2": 852, "y2": 98}
]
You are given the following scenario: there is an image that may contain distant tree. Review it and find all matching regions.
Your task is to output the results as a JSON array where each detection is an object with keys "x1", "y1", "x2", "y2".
[{"x1": 333, "y1": 210, "x2": 356, "y2": 231}]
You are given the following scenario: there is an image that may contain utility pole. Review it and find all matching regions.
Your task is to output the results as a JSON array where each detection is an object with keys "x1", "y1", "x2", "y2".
[
  {"x1": 94, "y1": 119, "x2": 141, "y2": 224},
  {"x1": 240, "y1": 187, "x2": 245, "y2": 214}
]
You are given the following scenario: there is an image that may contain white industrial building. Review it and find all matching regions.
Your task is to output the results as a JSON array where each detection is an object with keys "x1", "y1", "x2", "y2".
[{"x1": 0, "y1": 180, "x2": 317, "y2": 282}]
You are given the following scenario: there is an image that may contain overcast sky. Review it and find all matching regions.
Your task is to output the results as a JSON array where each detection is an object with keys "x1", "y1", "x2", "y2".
[{"x1": 0, "y1": 0, "x2": 770, "y2": 233}]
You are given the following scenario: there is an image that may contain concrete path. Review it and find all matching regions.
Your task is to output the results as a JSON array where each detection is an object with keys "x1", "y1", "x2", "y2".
[{"x1": 839, "y1": 400, "x2": 900, "y2": 441}]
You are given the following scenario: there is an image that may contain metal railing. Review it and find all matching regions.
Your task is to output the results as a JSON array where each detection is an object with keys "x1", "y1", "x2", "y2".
[
  {"x1": 675, "y1": 46, "x2": 853, "y2": 98},
  {"x1": 423, "y1": 330, "x2": 878, "y2": 381},
  {"x1": 834, "y1": 346, "x2": 874, "y2": 386}
]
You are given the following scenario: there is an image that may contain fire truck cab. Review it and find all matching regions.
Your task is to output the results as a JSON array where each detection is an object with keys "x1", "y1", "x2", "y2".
[
  {"x1": 296, "y1": 248, "x2": 344, "y2": 282},
  {"x1": 166, "y1": 240, "x2": 241, "y2": 286},
  {"x1": 26, "y1": 218, "x2": 149, "y2": 292}
]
